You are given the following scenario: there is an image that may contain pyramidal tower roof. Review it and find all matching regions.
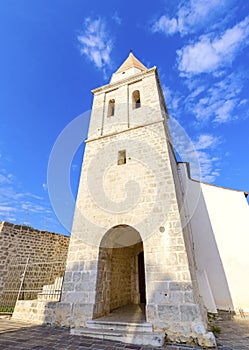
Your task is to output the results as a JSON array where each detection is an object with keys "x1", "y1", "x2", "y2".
[
  {"x1": 110, "y1": 52, "x2": 148, "y2": 83},
  {"x1": 116, "y1": 52, "x2": 147, "y2": 73}
]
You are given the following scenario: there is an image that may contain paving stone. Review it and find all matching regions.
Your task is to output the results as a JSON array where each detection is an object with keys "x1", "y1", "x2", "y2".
[{"x1": 0, "y1": 318, "x2": 249, "y2": 350}]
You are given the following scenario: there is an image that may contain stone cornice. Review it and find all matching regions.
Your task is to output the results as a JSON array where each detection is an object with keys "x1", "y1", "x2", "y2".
[{"x1": 91, "y1": 67, "x2": 157, "y2": 95}]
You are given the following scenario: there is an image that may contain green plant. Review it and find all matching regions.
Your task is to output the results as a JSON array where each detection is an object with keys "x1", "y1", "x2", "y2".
[
  {"x1": 210, "y1": 324, "x2": 221, "y2": 335},
  {"x1": 0, "y1": 306, "x2": 14, "y2": 313}
]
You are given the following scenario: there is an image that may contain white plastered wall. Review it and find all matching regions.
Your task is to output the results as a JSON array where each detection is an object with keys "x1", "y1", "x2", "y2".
[
  {"x1": 178, "y1": 163, "x2": 249, "y2": 313},
  {"x1": 201, "y1": 181, "x2": 249, "y2": 313}
]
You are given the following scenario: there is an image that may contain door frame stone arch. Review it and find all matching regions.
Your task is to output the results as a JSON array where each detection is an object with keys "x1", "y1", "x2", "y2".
[{"x1": 93, "y1": 224, "x2": 146, "y2": 319}]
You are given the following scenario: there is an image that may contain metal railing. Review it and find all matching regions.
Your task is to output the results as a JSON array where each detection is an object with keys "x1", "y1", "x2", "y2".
[{"x1": 0, "y1": 257, "x2": 66, "y2": 313}]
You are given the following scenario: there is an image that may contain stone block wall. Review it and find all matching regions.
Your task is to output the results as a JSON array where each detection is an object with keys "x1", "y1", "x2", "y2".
[
  {"x1": 94, "y1": 241, "x2": 143, "y2": 314},
  {"x1": 111, "y1": 247, "x2": 134, "y2": 310},
  {"x1": 0, "y1": 221, "x2": 69, "y2": 307},
  {"x1": 13, "y1": 300, "x2": 58, "y2": 324}
]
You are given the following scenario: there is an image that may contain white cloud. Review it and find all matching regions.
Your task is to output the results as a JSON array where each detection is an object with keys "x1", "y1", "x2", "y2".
[
  {"x1": 162, "y1": 85, "x2": 181, "y2": 113},
  {"x1": 194, "y1": 134, "x2": 220, "y2": 150},
  {"x1": 0, "y1": 171, "x2": 14, "y2": 184},
  {"x1": 0, "y1": 206, "x2": 16, "y2": 213},
  {"x1": 21, "y1": 202, "x2": 52, "y2": 214},
  {"x1": 238, "y1": 99, "x2": 248, "y2": 107},
  {"x1": 163, "y1": 73, "x2": 245, "y2": 126},
  {"x1": 152, "y1": 16, "x2": 178, "y2": 35},
  {"x1": 42, "y1": 183, "x2": 48, "y2": 191},
  {"x1": 4, "y1": 217, "x2": 17, "y2": 222},
  {"x1": 184, "y1": 72, "x2": 246, "y2": 124},
  {"x1": 152, "y1": 0, "x2": 230, "y2": 36},
  {"x1": 77, "y1": 17, "x2": 113, "y2": 71},
  {"x1": 167, "y1": 66, "x2": 247, "y2": 126},
  {"x1": 177, "y1": 16, "x2": 249, "y2": 75},
  {"x1": 169, "y1": 119, "x2": 221, "y2": 182},
  {"x1": 0, "y1": 167, "x2": 54, "y2": 229},
  {"x1": 188, "y1": 85, "x2": 206, "y2": 99},
  {"x1": 195, "y1": 151, "x2": 221, "y2": 183},
  {"x1": 112, "y1": 12, "x2": 122, "y2": 25},
  {"x1": 0, "y1": 174, "x2": 10, "y2": 184},
  {"x1": 193, "y1": 135, "x2": 221, "y2": 182},
  {"x1": 214, "y1": 99, "x2": 236, "y2": 123},
  {"x1": 0, "y1": 147, "x2": 55, "y2": 231}
]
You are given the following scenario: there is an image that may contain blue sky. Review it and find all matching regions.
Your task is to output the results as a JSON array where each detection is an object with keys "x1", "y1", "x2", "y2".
[{"x1": 1, "y1": 0, "x2": 249, "y2": 235}]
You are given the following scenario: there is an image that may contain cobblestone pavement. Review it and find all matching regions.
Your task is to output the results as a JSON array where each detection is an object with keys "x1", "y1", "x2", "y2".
[
  {"x1": 216, "y1": 317, "x2": 249, "y2": 350},
  {"x1": 0, "y1": 317, "x2": 248, "y2": 350}
]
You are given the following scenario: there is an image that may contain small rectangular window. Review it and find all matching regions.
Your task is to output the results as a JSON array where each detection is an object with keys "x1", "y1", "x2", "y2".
[{"x1": 118, "y1": 150, "x2": 126, "y2": 165}]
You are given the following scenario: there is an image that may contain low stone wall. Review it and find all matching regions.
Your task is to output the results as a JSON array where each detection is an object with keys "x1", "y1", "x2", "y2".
[
  {"x1": 12, "y1": 300, "x2": 58, "y2": 324},
  {"x1": 12, "y1": 299, "x2": 72, "y2": 328}
]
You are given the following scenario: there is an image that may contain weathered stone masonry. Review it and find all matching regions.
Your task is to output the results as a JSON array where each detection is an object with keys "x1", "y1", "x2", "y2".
[
  {"x1": 10, "y1": 53, "x2": 218, "y2": 347},
  {"x1": 0, "y1": 221, "x2": 69, "y2": 306},
  {"x1": 56, "y1": 53, "x2": 216, "y2": 347}
]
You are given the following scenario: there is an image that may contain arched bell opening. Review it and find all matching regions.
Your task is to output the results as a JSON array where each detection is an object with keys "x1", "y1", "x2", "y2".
[
  {"x1": 93, "y1": 225, "x2": 146, "y2": 321},
  {"x1": 132, "y1": 90, "x2": 141, "y2": 109},
  {"x1": 107, "y1": 99, "x2": 115, "y2": 117}
]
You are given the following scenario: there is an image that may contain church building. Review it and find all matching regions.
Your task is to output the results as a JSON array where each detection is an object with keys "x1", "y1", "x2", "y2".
[{"x1": 13, "y1": 53, "x2": 249, "y2": 348}]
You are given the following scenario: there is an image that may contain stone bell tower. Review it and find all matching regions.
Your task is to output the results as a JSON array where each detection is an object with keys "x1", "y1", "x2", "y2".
[{"x1": 59, "y1": 53, "x2": 215, "y2": 347}]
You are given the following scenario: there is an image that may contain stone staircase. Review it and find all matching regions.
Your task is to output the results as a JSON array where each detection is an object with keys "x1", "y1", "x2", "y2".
[{"x1": 71, "y1": 319, "x2": 165, "y2": 346}]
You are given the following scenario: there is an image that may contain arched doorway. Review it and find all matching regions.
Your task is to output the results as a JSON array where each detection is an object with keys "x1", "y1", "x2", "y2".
[{"x1": 93, "y1": 225, "x2": 146, "y2": 320}]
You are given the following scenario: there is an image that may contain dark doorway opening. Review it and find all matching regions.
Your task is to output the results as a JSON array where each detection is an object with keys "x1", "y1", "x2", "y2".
[{"x1": 138, "y1": 251, "x2": 146, "y2": 304}]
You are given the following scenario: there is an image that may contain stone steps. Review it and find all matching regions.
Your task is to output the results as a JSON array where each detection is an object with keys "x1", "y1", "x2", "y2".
[
  {"x1": 70, "y1": 327, "x2": 165, "y2": 347},
  {"x1": 86, "y1": 319, "x2": 153, "y2": 332}
]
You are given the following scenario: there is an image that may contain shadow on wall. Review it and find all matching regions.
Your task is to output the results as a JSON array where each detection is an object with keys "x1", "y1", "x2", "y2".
[{"x1": 188, "y1": 181, "x2": 234, "y2": 313}]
